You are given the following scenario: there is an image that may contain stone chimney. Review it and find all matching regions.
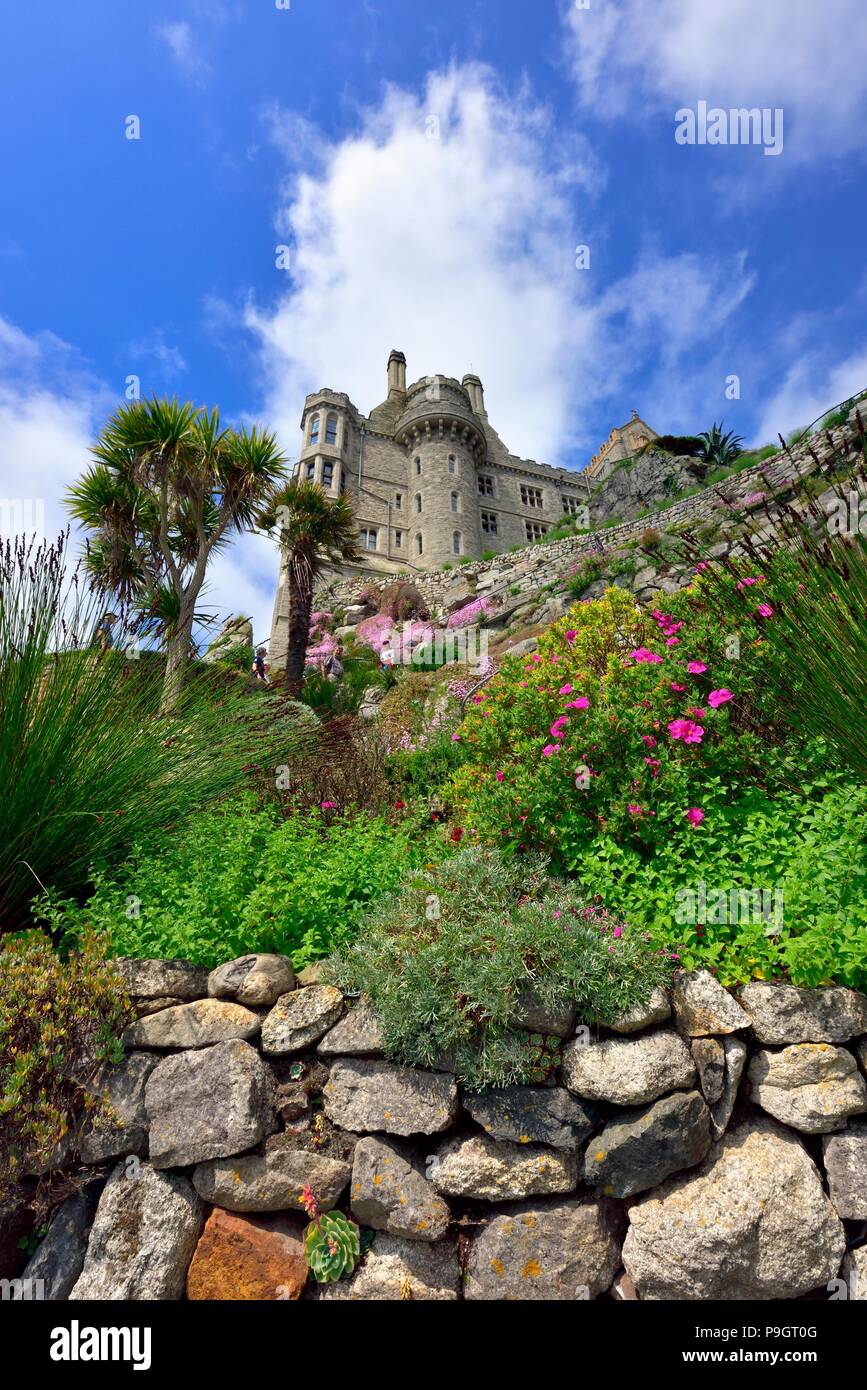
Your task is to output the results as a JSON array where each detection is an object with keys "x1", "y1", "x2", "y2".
[
  {"x1": 462, "y1": 373, "x2": 485, "y2": 417},
  {"x1": 387, "y1": 349, "x2": 407, "y2": 398}
]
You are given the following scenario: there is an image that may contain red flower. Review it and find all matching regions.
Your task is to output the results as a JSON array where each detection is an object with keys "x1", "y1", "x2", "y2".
[{"x1": 450, "y1": 826, "x2": 464, "y2": 843}]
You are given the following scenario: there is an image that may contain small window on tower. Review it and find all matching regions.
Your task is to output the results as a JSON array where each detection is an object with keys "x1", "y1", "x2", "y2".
[
  {"x1": 359, "y1": 528, "x2": 378, "y2": 552},
  {"x1": 478, "y1": 474, "x2": 494, "y2": 497},
  {"x1": 415, "y1": 457, "x2": 422, "y2": 475},
  {"x1": 452, "y1": 531, "x2": 462, "y2": 555},
  {"x1": 322, "y1": 461, "x2": 334, "y2": 487},
  {"x1": 325, "y1": 414, "x2": 338, "y2": 446},
  {"x1": 450, "y1": 492, "x2": 459, "y2": 513},
  {"x1": 309, "y1": 414, "x2": 320, "y2": 445},
  {"x1": 395, "y1": 530, "x2": 403, "y2": 548},
  {"x1": 416, "y1": 533, "x2": 423, "y2": 555},
  {"x1": 448, "y1": 455, "x2": 456, "y2": 474},
  {"x1": 395, "y1": 492, "x2": 402, "y2": 510},
  {"x1": 306, "y1": 460, "x2": 316, "y2": 481},
  {"x1": 415, "y1": 494, "x2": 423, "y2": 514}
]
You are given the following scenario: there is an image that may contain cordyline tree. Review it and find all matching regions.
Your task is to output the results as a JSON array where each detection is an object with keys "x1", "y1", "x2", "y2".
[
  {"x1": 257, "y1": 479, "x2": 359, "y2": 697},
  {"x1": 67, "y1": 396, "x2": 288, "y2": 712}
]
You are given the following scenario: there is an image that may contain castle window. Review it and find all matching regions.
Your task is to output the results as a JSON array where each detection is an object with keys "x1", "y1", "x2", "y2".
[
  {"x1": 452, "y1": 531, "x2": 462, "y2": 556},
  {"x1": 481, "y1": 511, "x2": 498, "y2": 535},
  {"x1": 394, "y1": 492, "x2": 402, "y2": 510},
  {"x1": 478, "y1": 474, "x2": 494, "y2": 497},
  {"x1": 309, "y1": 414, "x2": 320, "y2": 445},
  {"x1": 448, "y1": 454, "x2": 456, "y2": 474},
  {"x1": 415, "y1": 494, "x2": 422, "y2": 514},
  {"x1": 416, "y1": 533, "x2": 423, "y2": 556},
  {"x1": 322, "y1": 461, "x2": 334, "y2": 488},
  {"x1": 520, "y1": 484, "x2": 543, "y2": 509},
  {"x1": 562, "y1": 494, "x2": 583, "y2": 516},
  {"x1": 415, "y1": 457, "x2": 422, "y2": 475},
  {"x1": 339, "y1": 471, "x2": 346, "y2": 494},
  {"x1": 306, "y1": 460, "x2": 316, "y2": 481},
  {"x1": 525, "y1": 521, "x2": 549, "y2": 542},
  {"x1": 394, "y1": 529, "x2": 403, "y2": 548},
  {"x1": 450, "y1": 492, "x2": 459, "y2": 513},
  {"x1": 325, "y1": 414, "x2": 338, "y2": 446},
  {"x1": 359, "y1": 528, "x2": 378, "y2": 552}
]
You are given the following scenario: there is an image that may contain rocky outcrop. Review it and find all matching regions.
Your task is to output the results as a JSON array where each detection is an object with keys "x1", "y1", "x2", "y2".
[
  {"x1": 115, "y1": 957, "x2": 207, "y2": 1001},
  {"x1": 145, "y1": 1040, "x2": 275, "y2": 1168},
  {"x1": 583, "y1": 1090, "x2": 711, "y2": 1198},
  {"x1": 261, "y1": 986, "x2": 344, "y2": 1054},
  {"x1": 79, "y1": 1052, "x2": 159, "y2": 1164},
  {"x1": 192, "y1": 1134, "x2": 350, "y2": 1214},
  {"x1": 69, "y1": 1163, "x2": 204, "y2": 1301},
  {"x1": 465, "y1": 1197, "x2": 622, "y2": 1301},
  {"x1": 822, "y1": 1120, "x2": 867, "y2": 1220},
  {"x1": 747, "y1": 1044, "x2": 867, "y2": 1133},
  {"x1": 186, "y1": 1207, "x2": 308, "y2": 1301},
  {"x1": 123, "y1": 998, "x2": 261, "y2": 1050},
  {"x1": 207, "y1": 954, "x2": 295, "y2": 1008},
  {"x1": 736, "y1": 983, "x2": 867, "y2": 1044},
  {"x1": 672, "y1": 970, "x2": 751, "y2": 1036},
  {"x1": 463, "y1": 1085, "x2": 596, "y2": 1150},
  {"x1": 562, "y1": 1029, "x2": 696, "y2": 1105},
  {"x1": 429, "y1": 1133, "x2": 578, "y2": 1201},
  {"x1": 323, "y1": 1059, "x2": 459, "y2": 1136},
  {"x1": 320, "y1": 1234, "x2": 461, "y2": 1301},
  {"x1": 350, "y1": 1137, "x2": 450, "y2": 1241},
  {"x1": 317, "y1": 1001, "x2": 385, "y2": 1057},
  {"x1": 622, "y1": 1119, "x2": 846, "y2": 1300}
]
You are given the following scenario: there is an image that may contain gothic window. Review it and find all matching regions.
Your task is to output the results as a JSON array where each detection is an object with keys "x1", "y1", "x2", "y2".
[
  {"x1": 481, "y1": 511, "x2": 498, "y2": 535},
  {"x1": 359, "y1": 528, "x2": 378, "y2": 551},
  {"x1": 448, "y1": 454, "x2": 456, "y2": 474},
  {"x1": 478, "y1": 474, "x2": 494, "y2": 497},
  {"x1": 415, "y1": 494, "x2": 422, "y2": 514},
  {"x1": 325, "y1": 414, "x2": 338, "y2": 446},
  {"x1": 450, "y1": 492, "x2": 459, "y2": 513},
  {"x1": 520, "y1": 484, "x2": 543, "y2": 508},
  {"x1": 416, "y1": 533, "x2": 423, "y2": 555},
  {"x1": 452, "y1": 531, "x2": 462, "y2": 555},
  {"x1": 309, "y1": 414, "x2": 320, "y2": 445},
  {"x1": 415, "y1": 457, "x2": 422, "y2": 475}
]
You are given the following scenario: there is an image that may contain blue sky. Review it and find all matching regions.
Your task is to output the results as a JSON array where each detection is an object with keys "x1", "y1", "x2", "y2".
[{"x1": 2, "y1": 0, "x2": 867, "y2": 644}]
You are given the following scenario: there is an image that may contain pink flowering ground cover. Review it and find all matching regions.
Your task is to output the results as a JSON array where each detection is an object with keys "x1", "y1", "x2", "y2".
[
  {"x1": 448, "y1": 584, "x2": 771, "y2": 867},
  {"x1": 446, "y1": 595, "x2": 500, "y2": 629}
]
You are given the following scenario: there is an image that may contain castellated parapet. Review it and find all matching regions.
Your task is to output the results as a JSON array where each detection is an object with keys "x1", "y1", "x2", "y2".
[{"x1": 269, "y1": 350, "x2": 602, "y2": 667}]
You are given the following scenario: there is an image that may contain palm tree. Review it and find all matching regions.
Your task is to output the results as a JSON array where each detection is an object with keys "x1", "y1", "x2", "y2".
[
  {"x1": 67, "y1": 397, "x2": 288, "y2": 712},
  {"x1": 258, "y1": 480, "x2": 360, "y2": 697}
]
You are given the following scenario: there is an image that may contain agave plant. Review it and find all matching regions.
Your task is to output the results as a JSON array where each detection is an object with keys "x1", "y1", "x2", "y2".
[{"x1": 697, "y1": 421, "x2": 744, "y2": 468}]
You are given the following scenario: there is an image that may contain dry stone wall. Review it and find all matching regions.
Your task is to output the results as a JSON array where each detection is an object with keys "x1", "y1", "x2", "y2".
[{"x1": 16, "y1": 956, "x2": 867, "y2": 1302}]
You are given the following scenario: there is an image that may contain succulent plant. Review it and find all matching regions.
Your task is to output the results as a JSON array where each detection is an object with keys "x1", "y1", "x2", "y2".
[
  {"x1": 303, "y1": 1210, "x2": 361, "y2": 1284},
  {"x1": 526, "y1": 1032, "x2": 563, "y2": 1084}
]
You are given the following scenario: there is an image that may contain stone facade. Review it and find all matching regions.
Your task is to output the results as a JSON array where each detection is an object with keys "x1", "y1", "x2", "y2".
[
  {"x1": 586, "y1": 410, "x2": 659, "y2": 482},
  {"x1": 269, "y1": 351, "x2": 598, "y2": 667},
  {"x1": 19, "y1": 957, "x2": 867, "y2": 1303}
]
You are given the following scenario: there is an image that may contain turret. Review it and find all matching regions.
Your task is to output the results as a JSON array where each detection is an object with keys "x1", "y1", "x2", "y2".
[{"x1": 387, "y1": 349, "x2": 407, "y2": 399}]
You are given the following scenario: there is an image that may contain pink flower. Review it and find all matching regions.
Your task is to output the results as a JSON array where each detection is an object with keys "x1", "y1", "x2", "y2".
[
  {"x1": 644, "y1": 757, "x2": 661, "y2": 776},
  {"x1": 566, "y1": 696, "x2": 590, "y2": 710},
  {"x1": 542, "y1": 744, "x2": 558, "y2": 757},
  {"x1": 552, "y1": 909, "x2": 562, "y2": 920},
  {"x1": 736, "y1": 576, "x2": 758, "y2": 590},
  {"x1": 613, "y1": 925, "x2": 623, "y2": 939},
  {"x1": 686, "y1": 706, "x2": 707, "y2": 718},
  {"x1": 495, "y1": 770, "x2": 504, "y2": 782},
  {"x1": 668, "y1": 719, "x2": 705, "y2": 744},
  {"x1": 757, "y1": 603, "x2": 774, "y2": 617},
  {"x1": 558, "y1": 683, "x2": 574, "y2": 695},
  {"x1": 630, "y1": 647, "x2": 663, "y2": 664},
  {"x1": 451, "y1": 732, "x2": 460, "y2": 742},
  {"x1": 320, "y1": 800, "x2": 338, "y2": 810},
  {"x1": 687, "y1": 661, "x2": 707, "y2": 674},
  {"x1": 565, "y1": 629, "x2": 577, "y2": 643},
  {"x1": 627, "y1": 803, "x2": 643, "y2": 817},
  {"x1": 661, "y1": 622, "x2": 683, "y2": 636},
  {"x1": 665, "y1": 637, "x2": 680, "y2": 646},
  {"x1": 707, "y1": 688, "x2": 733, "y2": 708},
  {"x1": 641, "y1": 735, "x2": 657, "y2": 748},
  {"x1": 694, "y1": 562, "x2": 708, "y2": 572},
  {"x1": 670, "y1": 681, "x2": 686, "y2": 692},
  {"x1": 685, "y1": 807, "x2": 704, "y2": 826}
]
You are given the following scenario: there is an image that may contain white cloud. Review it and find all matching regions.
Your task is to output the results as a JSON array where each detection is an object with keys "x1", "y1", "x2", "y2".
[
  {"x1": 753, "y1": 342, "x2": 867, "y2": 444},
  {"x1": 154, "y1": 20, "x2": 210, "y2": 84},
  {"x1": 246, "y1": 65, "x2": 601, "y2": 466},
  {"x1": 0, "y1": 316, "x2": 280, "y2": 648},
  {"x1": 563, "y1": 0, "x2": 867, "y2": 163},
  {"x1": 128, "y1": 329, "x2": 189, "y2": 380}
]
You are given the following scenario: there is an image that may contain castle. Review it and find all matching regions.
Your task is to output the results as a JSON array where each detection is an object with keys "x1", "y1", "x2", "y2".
[{"x1": 268, "y1": 350, "x2": 656, "y2": 666}]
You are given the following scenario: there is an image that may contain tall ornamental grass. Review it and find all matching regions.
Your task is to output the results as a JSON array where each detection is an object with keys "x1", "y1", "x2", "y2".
[{"x1": 0, "y1": 534, "x2": 314, "y2": 929}]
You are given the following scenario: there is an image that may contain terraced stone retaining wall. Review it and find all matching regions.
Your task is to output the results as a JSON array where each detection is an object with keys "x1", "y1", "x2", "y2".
[{"x1": 14, "y1": 957, "x2": 867, "y2": 1302}]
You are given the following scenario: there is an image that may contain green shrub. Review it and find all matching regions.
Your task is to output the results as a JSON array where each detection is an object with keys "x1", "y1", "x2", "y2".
[
  {"x1": 0, "y1": 536, "x2": 314, "y2": 931},
  {"x1": 40, "y1": 800, "x2": 424, "y2": 969},
  {"x1": 0, "y1": 931, "x2": 133, "y2": 1198},
  {"x1": 326, "y1": 847, "x2": 671, "y2": 1089},
  {"x1": 572, "y1": 780, "x2": 867, "y2": 989}
]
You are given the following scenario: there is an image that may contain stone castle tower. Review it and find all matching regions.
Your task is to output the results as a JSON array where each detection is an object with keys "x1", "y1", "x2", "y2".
[{"x1": 268, "y1": 350, "x2": 647, "y2": 669}]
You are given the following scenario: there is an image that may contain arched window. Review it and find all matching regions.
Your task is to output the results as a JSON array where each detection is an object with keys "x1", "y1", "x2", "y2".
[
  {"x1": 416, "y1": 533, "x2": 423, "y2": 555},
  {"x1": 415, "y1": 494, "x2": 423, "y2": 514},
  {"x1": 450, "y1": 492, "x2": 459, "y2": 513},
  {"x1": 452, "y1": 531, "x2": 462, "y2": 555},
  {"x1": 415, "y1": 457, "x2": 422, "y2": 475},
  {"x1": 448, "y1": 454, "x2": 456, "y2": 474},
  {"x1": 325, "y1": 414, "x2": 338, "y2": 446},
  {"x1": 309, "y1": 414, "x2": 320, "y2": 445}
]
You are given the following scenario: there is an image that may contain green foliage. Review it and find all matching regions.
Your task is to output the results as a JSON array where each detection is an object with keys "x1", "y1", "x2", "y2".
[
  {"x1": 0, "y1": 931, "x2": 133, "y2": 1198},
  {"x1": 572, "y1": 780, "x2": 867, "y2": 989},
  {"x1": 449, "y1": 586, "x2": 778, "y2": 865},
  {"x1": 0, "y1": 535, "x2": 314, "y2": 931},
  {"x1": 303, "y1": 1210, "x2": 361, "y2": 1283},
  {"x1": 326, "y1": 847, "x2": 671, "y2": 1090},
  {"x1": 566, "y1": 556, "x2": 603, "y2": 598},
  {"x1": 40, "y1": 799, "x2": 423, "y2": 969}
]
